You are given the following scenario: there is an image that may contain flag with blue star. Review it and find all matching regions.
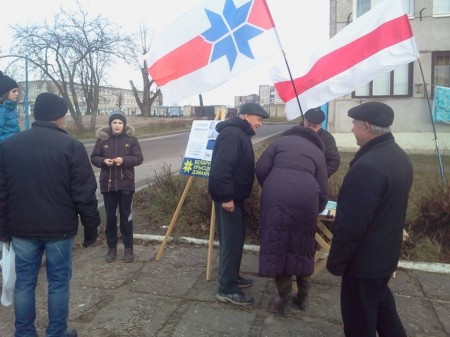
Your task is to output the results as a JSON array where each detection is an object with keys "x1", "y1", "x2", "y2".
[{"x1": 146, "y1": 0, "x2": 279, "y2": 105}]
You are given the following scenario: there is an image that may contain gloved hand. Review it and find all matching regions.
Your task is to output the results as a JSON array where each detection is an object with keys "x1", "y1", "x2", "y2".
[{"x1": 83, "y1": 226, "x2": 98, "y2": 248}]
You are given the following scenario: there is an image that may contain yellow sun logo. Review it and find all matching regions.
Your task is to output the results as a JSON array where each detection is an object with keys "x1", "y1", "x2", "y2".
[{"x1": 183, "y1": 160, "x2": 193, "y2": 173}]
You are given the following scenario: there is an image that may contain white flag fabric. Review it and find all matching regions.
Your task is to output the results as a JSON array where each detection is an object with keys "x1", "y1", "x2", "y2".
[
  {"x1": 145, "y1": 0, "x2": 279, "y2": 105},
  {"x1": 270, "y1": 0, "x2": 419, "y2": 120}
]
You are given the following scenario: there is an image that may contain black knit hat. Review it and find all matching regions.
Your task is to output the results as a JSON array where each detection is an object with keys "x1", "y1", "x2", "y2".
[
  {"x1": 348, "y1": 102, "x2": 394, "y2": 127},
  {"x1": 304, "y1": 108, "x2": 325, "y2": 124},
  {"x1": 34, "y1": 92, "x2": 68, "y2": 121},
  {"x1": 238, "y1": 103, "x2": 269, "y2": 119},
  {"x1": 108, "y1": 110, "x2": 127, "y2": 127},
  {"x1": 0, "y1": 71, "x2": 18, "y2": 97}
]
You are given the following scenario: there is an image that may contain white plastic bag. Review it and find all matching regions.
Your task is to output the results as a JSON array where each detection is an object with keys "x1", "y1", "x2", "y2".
[{"x1": 1, "y1": 243, "x2": 16, "y2": 306}]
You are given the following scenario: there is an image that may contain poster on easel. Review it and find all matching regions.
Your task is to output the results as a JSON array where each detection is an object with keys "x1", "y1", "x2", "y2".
[{"x1": 180, "y1": 120, "x2": 220, "y2": 178}]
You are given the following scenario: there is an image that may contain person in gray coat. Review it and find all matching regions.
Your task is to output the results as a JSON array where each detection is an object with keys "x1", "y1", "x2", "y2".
[
  {"x1": 256, "y1": 125, "x2": 328, "y2": 315},
  {"x1": 327, "y1": 102, "x2": 413, "y2": 337}
]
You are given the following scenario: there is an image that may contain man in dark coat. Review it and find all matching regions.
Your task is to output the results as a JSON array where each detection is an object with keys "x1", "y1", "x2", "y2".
[
  {"x1": 208, "y1": 102, "x2": 269, "y2": 306},
  {"x1": 0, "y1": 92, "x2": 100, "y2": 337},
  {"x1": 302, "y1": 108, "x2": 341, "y2": 177},
  {"x1": 326, "y1": 102, "x2": 413, "y2": 337}
]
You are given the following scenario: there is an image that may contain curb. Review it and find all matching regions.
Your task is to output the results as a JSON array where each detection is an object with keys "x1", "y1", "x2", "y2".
[{"x1": 132, "y1": 234, "x2": 450, "y2": 274}]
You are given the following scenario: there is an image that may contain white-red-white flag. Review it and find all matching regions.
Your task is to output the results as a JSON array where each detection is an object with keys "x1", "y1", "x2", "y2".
[
  {"x1": 270, "y1": 0, "x2": 419, "y2": 120},
  {"x1": 145, "y1": 0, "x2": 279, "y2": 105}
]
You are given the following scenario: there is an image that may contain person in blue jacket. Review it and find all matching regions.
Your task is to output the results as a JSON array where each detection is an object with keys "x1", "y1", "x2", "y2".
[{"x1": 0, "y1": 71, "x2": 20, "y2": 142}]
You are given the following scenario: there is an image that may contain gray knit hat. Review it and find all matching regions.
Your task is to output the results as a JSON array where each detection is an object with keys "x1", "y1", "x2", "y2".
[{"x1": 108, "y1": 110, "x2": 127, "y2": 127}]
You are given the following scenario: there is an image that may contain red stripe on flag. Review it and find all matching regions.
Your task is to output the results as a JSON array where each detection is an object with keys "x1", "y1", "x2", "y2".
[
  {"x1": 248, "y1": 0, "x2": 275, "y2": 29},
  {"x1": 275, "y1": 14, "x2": 413, "y2": 102},
  {"x1": 148, "y1": 36, "x2": 212, "y2": 86}
]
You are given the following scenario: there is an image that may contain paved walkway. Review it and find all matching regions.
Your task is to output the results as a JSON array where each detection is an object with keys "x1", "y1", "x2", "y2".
[
  {"x1": 1, "y1": 242, "x2": 449, "y2": 337},
  {"x1": 333, "y1": 132, "x2": 450, "y2": 155}
]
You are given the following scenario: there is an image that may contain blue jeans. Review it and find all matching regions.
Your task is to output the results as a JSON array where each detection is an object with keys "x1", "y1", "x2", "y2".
[{"x1": 12, "y1": 237, "x2": 74, "y2": 337}]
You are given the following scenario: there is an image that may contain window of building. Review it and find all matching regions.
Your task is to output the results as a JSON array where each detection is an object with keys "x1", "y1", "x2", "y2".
[
  {"x1": 352, "y1": 0, "x2": 414, "y2": 98},
  {"x1": 432, "y1": 51, "x2": 450, "y2": 96},
  {"x1": 353, "y1": 63, "x2": 413, "y2": 98},
  {"x1": 434, "y1": 0, "x2": 450, "y2": 17},
  {"x1": 355, "y1": 0, "x2": 414, "y2": 18}
]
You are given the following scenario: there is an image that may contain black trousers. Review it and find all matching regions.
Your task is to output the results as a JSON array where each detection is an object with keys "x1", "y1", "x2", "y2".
[
  {"x1": 341, "y1": 274, "x2": 407, "y2": 337},
  {"x1": 103, "y1": 191, "x2": 134, "y2": 249},
  {"x1": 215, "y1": 202, "x2": 245, "y2": 294}
]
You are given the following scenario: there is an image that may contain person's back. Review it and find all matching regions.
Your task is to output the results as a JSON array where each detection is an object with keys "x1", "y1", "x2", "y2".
[
  {"x1": 0, "y1": 92, "x2": 99, "y2": 337},
  {"x1": 257, "y1": 125, "x2": 328, "y2": 207},
  {"x1": 1, "y1": 121, "x2": 98, "y2": 238}
]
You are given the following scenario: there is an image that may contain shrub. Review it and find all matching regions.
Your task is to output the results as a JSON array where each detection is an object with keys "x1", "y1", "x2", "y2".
[{"x1": 406, "y1": 181, "x2": 450, "y2": 261}]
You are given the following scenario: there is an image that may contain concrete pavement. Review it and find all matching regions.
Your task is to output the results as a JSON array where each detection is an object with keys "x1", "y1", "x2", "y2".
[
  {"x1": 1, "y1": 241, "x2": 449, "y2": 337},
  {"x1": 333, "y1": 131, "x2": 450, "y2": 155}
]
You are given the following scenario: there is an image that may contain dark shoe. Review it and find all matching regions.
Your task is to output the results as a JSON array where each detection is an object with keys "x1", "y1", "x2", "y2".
[
  {"x1": 237, "y1": 276, "x2": 253, "y2": 288},
  {"x1": 293, "y1": 278, "x2": 311, "y2": 311},
  {"x1": 67, "y1": 328, "x2": 78, "y2": 337},
  {"x1": 105, "y1": 248, "x2": 117, "y2": 262},
  {"x1": 123, "y1": 248, "x2": 134, "y2": 263},
  {"x1": 274, "y1": 296, "x2": 292, "y2": 317},
  {"x1": 216, "y1": 291, "x2": 254, "y2": 306}
]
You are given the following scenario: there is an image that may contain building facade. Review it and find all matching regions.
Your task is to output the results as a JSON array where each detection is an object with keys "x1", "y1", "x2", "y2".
[
  {"x1": 16, "y1": 80, "x2": 156, "y2": 117},
  {"x1": 329, "y1": 0, "x2": 450, "y2": 133}
]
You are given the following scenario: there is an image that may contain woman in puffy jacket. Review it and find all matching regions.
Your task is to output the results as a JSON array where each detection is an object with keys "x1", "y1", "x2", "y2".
[
  {"x1": 0, "y1": 71, "x2": 20, "y2": 142},
  {"x1": 91, "y1": 110, "x2": 143, "y2": 263}
]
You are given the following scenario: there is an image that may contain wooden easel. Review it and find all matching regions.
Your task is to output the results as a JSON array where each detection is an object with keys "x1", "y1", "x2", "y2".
[{"x1": 155, "y1": 108, "x2": 227, "y2": 282}]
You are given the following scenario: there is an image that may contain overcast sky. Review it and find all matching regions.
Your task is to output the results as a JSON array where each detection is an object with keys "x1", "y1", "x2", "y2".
[{"x1": 0, "y1": 0, "x2": 329, "y2": 106}]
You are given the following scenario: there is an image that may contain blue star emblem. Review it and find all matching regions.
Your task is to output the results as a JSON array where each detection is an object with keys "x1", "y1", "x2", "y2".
[{"x1": 201, "y1": 0, "x2": 265, "y2": 70}]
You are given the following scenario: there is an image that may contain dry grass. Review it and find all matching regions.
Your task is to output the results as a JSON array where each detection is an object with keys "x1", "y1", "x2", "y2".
[{"x1": 133, "y1": 133, "x2": 450, "y2": 263}]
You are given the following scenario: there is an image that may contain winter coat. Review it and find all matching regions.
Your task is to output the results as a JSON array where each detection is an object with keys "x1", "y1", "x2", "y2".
[
  {"x1": 256, "y1": 126, "x2": 329, "y2": 277},
  {"x1": 326, "y1": 132, "x2": 413, "y2": 279},
  {"x1": 317, "y1": 128, "x2": 340, "y2": 177},
  {"x1": 90, "y1": 125, "x2": 143, "y2": 193},
  {"x1": 208, "y1": 117, "x2": 256, "y2": 204},
  {"x1": 0, "y1": 100, "x2": 20, "y2": 142},
  {"x1": 0, "y1": 121, "x2": 100, "y2": 241}
]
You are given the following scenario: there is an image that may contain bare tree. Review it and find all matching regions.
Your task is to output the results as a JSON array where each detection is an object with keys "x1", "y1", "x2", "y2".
[
  {"x1": 128, "y1": 24, "x2": 161, "y2": 117},
  {"x1": 11, "y1": 4, "x2": 132, "y2": 131}
]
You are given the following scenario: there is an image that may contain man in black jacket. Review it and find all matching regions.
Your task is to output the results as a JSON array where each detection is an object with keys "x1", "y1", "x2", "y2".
[
  {"x1": 0, "y1": 92, "x2": 100, "y2": 337},
  {"x1": 303, "y1": 108, "x2": 340, "y2": 177},
  {"x1": 208, "y1": 102, "x2": 269, "y2": 306},
  {"x1": 326, "y1": 102, "x2": 412, "y2": 337}
]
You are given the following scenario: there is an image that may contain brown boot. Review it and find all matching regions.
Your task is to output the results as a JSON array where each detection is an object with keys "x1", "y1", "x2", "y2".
[
  {"x1": 105, "y1": 248, "x2": 117, "y2": 262},
  {"x1": 123, "y1": 247, "x2": 134, "y2": 263},
  {"x1": 293, "y1": 276, "x2": 311, "y2": 310}
]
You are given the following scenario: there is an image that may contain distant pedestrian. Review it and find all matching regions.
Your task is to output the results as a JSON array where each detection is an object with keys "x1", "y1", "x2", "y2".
[
  {"x1": 302, "y1": 108, "x2": 340, "y2": 177},
  {"x1": 327, "y1": 102, "x2": 413, "y2": 337},
  {"x1": 0, "y1": 71, "x2": 20, "y2": 142},
  {"x1": 91, "y1": 110, "x2": 143, "y2": 263},
  {"x1": 0, "y1": 92, "x2": 100, "y2": 337},
  {"x1": 256, "y1": 125, "x2": 328, "y2": 315},
  {"x1": 208, "y1": 102, "x2": 269, "y2": 306}
]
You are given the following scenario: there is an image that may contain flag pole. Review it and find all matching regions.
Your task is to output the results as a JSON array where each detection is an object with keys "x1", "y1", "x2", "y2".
[
  {"x1": 418, "y1": 59, "x2": 446, "y2": 184},
  {"x1": 272, "y1": 27, "x2": 304, "y2": 119}
]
